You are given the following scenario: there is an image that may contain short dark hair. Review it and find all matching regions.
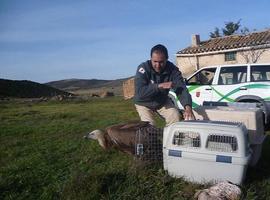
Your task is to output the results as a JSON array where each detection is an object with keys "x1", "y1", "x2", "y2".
[{"x1": 150, "y1": 44, "x2": 168, "y2": 59}]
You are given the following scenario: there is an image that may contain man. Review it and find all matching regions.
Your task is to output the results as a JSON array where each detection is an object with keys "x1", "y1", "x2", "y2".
[{"x1": 134, "y1": 44, "x2": 195, "y2": 126}]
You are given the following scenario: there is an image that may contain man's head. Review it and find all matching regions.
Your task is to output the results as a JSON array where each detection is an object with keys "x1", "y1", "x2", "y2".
[{"x1": 150, "y1": 44, "x2": 168, "y2": 73}]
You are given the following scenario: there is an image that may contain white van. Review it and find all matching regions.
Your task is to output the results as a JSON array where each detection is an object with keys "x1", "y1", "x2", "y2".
[{"x1": 174, "y1": 63, "x2": 270, "y2": 124}]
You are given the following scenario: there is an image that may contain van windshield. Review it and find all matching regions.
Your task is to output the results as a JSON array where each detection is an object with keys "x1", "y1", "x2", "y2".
[{"x1": 187, "y1": 68, "x2": 216, "y2": 85}]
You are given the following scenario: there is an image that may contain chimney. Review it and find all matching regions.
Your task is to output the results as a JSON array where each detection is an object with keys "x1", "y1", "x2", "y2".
[{"x1": 191, "y1": 34, "x2": 200, "y2": 47}]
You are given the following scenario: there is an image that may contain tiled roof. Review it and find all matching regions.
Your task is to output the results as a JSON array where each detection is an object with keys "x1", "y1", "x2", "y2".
[{"x1": 177, "y1": 29, "x2": 270, "y2": 55}]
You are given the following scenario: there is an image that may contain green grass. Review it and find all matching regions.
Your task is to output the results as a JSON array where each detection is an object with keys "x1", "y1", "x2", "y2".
[{"x1": 0, "y1": 97, "x2": 270, "y2": 200}]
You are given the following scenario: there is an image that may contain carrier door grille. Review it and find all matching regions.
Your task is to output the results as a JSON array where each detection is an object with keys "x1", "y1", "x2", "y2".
[
  {"x1": 135, "y1": 126, "x2": 163, "y2": 162},
  {"x1": 173, "y1": 131, "x2": 201, "y2": 148},
  {"x1": 206, "y1": 134, "x2": 238, "y2": 152}
]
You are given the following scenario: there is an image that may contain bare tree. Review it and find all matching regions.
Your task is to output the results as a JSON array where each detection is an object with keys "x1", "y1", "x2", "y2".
[
  {"x1": 239, "y1": 45, "x2": 269, "y2": 63},
  {"x1": 240, "y1": 27, "x2": 250, "y2": 35}
]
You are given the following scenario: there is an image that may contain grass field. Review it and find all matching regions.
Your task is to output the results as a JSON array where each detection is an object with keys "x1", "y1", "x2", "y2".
[{"x1": 0, "y1": 97, "x2": 270, "y2": 200}]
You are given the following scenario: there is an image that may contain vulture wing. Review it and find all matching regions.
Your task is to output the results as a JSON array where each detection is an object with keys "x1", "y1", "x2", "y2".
[{"x1": 106, "y1": 121, "x2": 151, "y2": 155}]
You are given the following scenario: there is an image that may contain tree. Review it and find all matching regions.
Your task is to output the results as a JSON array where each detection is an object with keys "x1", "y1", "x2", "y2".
[
  {"x1": 210, "y1": 20, "x2": 242, "y2": 38},
  {"x1": 222, "y1": 20, "x2": 241, "y2": 36},
  {"x1": 210, "y1": 27, "x2": 221, "y2": 38},
  {"x1": 240, "y1": 27, "x2": 250, "y2": 35},
  {"x1": 209, "y1": 21, "x2": 269, "y2": 63},
  {"x1": 239, "y1": 46, "x2": 268, "y2": 63}
]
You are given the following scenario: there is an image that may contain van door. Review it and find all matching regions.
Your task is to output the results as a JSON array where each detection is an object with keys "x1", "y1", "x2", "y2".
[
  {"x1": 250, "y1": 65, "x2": 270, "y2": 97},
  {"x1": 186, "y1": 68, "x2": 216, "y2": 107},
  {"x1": 212, "y1": 66, "x2": 248, "y2": 103}
]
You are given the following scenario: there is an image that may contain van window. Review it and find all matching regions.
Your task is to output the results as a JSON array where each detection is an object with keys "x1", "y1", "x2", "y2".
[
  {"x1": 218, "y1": 66, "x2": 247, "y2": 85},
  {"x1": 187, "y1": 68, "x2": 216, "y2": 85},
  {"x1": 251, "y1": 65, "x2": 270, "y2": 81}
]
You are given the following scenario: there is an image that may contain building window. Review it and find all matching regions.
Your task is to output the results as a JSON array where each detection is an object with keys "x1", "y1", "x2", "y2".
[{"x1": 225, "y1": 51, "x2": 236, "y2": 61}]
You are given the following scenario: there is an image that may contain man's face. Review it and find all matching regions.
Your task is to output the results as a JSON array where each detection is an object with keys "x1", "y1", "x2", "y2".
[{"x1": 151, "y1": 51, "x2": 167, "y2": 73}]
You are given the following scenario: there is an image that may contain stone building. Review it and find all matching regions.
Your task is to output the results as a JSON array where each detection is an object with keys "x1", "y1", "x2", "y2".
[
  {"x1": 123, "y1": 77, "x2": 135, "y2": 99},
  {"x1": 176, "y1": 29, "x2": 270, "y2": 77}
]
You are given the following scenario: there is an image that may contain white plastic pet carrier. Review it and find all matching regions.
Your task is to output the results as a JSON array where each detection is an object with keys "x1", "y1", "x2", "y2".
[
  {"x1": 163, "y1": 121, "x2": 251, "y2": 184},
  {"x1": 193, "y1": 106, "x2": 265, "y2": 166}
]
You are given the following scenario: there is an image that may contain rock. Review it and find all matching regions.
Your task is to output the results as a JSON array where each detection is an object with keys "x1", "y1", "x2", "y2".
[
  {"x1": 194, "y1": 181, "x2": 241, "y2": 200},
  {"x1": 100, "y1": 91, "x2": 114, "y2": 98},
  {"x1": 91, "y1": 93, "x2": 100, "y2": 97}
]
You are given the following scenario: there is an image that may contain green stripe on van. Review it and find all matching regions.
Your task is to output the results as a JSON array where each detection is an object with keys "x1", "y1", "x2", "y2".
[
  {"x1": 192, "y1": 101, "x2": 199, "y2": 108},
  {"x1": 245, "y1": 83, "x2": 270, "y2": 89},
  {"x1": 188, "y1": 85, "x2": 200, "y2": 93},
  {"x1": 189, "y1": 83, "x2": 270, "y2": 107},
  {"x1": 211, "y1": 86, "x2": 234, "y2": 102},
  {"x1": 217, "y1": 83, "x2": 270, "y2": 102}
]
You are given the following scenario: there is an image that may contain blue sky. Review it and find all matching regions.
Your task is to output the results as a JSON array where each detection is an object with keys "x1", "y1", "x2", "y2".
[{"x1": 0, "y1": 0, "x2": 270, "y2": 83}]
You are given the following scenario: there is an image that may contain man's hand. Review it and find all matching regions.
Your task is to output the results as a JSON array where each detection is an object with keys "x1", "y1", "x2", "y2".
[
  {"x1": 183, "y1": 105, "x2": 195, "y2": 121},
  {"x1": 158, "y1": 81, "x2": 173, "y2": 89}
]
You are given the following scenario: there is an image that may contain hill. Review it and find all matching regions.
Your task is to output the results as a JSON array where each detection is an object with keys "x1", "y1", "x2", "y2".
[
  {"x1": 0, "y1": 79, "x2": 72, "y2": 98},
  {"x1": 46, "y1": 77, "x2": 132, "y2": 96}
]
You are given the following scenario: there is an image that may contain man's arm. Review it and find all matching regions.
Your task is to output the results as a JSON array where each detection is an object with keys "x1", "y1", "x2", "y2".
[
  {"x1": 171, "y1": 68, "x2": 192, "y2": 108},
  {"x1": 171, "y1": 68, "x2": 195, "y2": 120}
]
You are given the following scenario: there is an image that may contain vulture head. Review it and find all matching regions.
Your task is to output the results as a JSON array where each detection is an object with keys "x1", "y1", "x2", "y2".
[{"x1": 84, "y1": 129, "x2": 107, "y2": 149}]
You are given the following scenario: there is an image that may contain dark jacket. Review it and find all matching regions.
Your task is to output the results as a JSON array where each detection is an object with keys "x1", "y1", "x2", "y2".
[{"x1": 134, "y1": 60, "x2": 192, "y2": 109}]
